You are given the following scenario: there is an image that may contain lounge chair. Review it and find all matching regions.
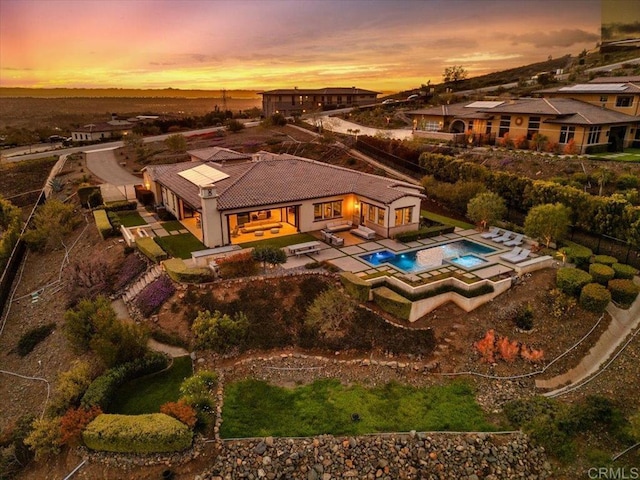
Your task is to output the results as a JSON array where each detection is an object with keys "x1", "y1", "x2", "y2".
[
  {"x1": 480, "y1": 227, "x2": 501, "y2": 239},
  {"x1": 499, "y1": 246, "x2": 523, "y2": 262},
  {"x1": 502, "y1": 248, "x2": 531, "y2": 264},
  {"x1": 504, "y1": 233, "x2": 524, "y2": 247},
  {"x1": 492, "y1": 231, "x2": 514, "y2": 243}
]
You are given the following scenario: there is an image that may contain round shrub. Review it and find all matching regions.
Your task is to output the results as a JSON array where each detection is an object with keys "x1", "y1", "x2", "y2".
[
  {"x1": 608, "y1": 279, "x2": 640, "y2": 308},
  {"x1": 589, "y1": 263, "x2": 615, "y2": 285},
  {"x1": 593, "y1": 255, "x2": 617, "y2": 266},
  {"x1": 560, "y1": 244, "x2": 592, "y2": 270},
  {"x1": 612, "y1": 263, "x2": 639, "y2": 280},
  {"x1": 579, "y1": 283, "x2": 611, "y2": 313},
  {"x1": 557, "y1": 268, "x2": 593, "y2": 297}
]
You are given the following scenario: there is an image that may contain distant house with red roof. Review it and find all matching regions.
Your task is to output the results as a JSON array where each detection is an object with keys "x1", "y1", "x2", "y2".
[{"x1": 71, "y1": 114, "x2": 134, "y2": 142}]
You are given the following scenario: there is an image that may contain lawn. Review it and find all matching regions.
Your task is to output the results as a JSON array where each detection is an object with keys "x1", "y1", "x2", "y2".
[
  {"x1": 239, "y1": 232, "x2": 317, "y2": 249},
  {"x1": 109, "y1": 356, "x2": 193, "y2": 415},
  {"x1": 161, "y1": 220, "x2": 185, "y2": 232},
  {"x1": 421, "y1": 210, "x2": 475, "y2": 230},
  {"x1": 156, "y1": 232, "x2": 206, "y2": 259},
  {"x1": 588, "y1": 148, "x2": 640, "y2": 162},
  {"x1": 221, "y1": 379, "x2": 496, "y2": 438},
  {"x1": 117, "y1": 210, "x2": 147, "y2": 227}
]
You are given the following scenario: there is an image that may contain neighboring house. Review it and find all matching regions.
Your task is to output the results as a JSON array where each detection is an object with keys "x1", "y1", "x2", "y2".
[
  {"x1": 260, "y1": 87, "x2": 379, "y2": 117},
  {"x1": 187, "y1": 146, "x2": 252, "y2": 164},
  {"x1": 536, "y1": 77, "x2": 640, "y2": 116},
  {"x1": 142, "y1": 149, "x2": 424, "y2": 248},
  {"x1": 407, "y1": 97, "x2": 640, "y2": 153},
  {"x1": 71, "y1": 114, "x2": 134, "y2": 142}
]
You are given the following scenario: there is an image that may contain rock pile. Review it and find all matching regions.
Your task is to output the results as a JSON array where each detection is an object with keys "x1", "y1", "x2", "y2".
[{"x1": 199, "y1": 432, "x2": 551, "y2": 479}]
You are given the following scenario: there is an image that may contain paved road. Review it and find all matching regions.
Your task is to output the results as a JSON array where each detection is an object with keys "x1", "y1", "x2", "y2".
[
  {"x1": 0, "y1": 123, "x2": 259, "y2": 164},
  {"x1": 85, "y1": 148, "x2": 141, "y2": 186}
]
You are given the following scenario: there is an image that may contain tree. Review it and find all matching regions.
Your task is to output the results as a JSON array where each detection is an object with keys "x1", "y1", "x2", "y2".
[
  {"x1": 630, "y1": 411, "x2": 640, "y2": 441},
  {"x1": 123, "y1": 132, "x2": 144, "y2": 150},
  {"x1": 164, "y1": 133, "x2": 187, "y2": 153},
  {"x1": 191, "y1": 309, "x2": 249, "y2": 351},
  {"x1": 225, "y1": 119, "x2": 245, "y2": 133},
  {"x1": 466, "y1": 192, "x2": 507, "y2": 231},
  {"x1": 594, "y1": 168, "x2": 615, "y2": 196},
  {"x1": 23, "y1": 417, "x2": 62, "y2": 460},
  {"x1": 0, "y1": 195, "x2": 22, "y2": 270},
  {"x1": 443, "y1": 65, "x2": 467, "y2": 84},
  {"x1": 305, "y1": 288, "x2": 356, "y2": 339},
  {"x1": 251, "y1": 245, "x2": 287, "y2": 271},
  {"x1": 23, "y1": 199, "x2": 81, "y2": 251},
  {"x1": 524, "y1": 203, "x2": 571, "y2": 248}
]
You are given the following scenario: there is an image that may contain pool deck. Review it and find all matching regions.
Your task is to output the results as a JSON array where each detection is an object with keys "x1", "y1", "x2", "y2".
[{"x1": 281, "y1": 227, "x2": 540, "y2": 285}]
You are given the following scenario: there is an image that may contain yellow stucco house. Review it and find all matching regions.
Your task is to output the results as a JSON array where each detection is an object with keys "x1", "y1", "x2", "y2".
[
  {"x1": 407, "y1": 96, "x2": 640, "y2": 153},
  {"x1": 142, "y1": 148, "x2": 424, "y2": 248}
]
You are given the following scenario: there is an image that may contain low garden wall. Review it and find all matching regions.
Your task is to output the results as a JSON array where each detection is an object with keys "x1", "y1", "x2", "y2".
[{"x1": 370, "y1": 274, "x2": 512, "y2": 321}]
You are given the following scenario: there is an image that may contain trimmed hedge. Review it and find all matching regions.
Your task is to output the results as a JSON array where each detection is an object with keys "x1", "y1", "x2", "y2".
[
  {"x1": 83, "y1": 413, "x2": 192, "y2": 453},
  {"x1": 163, "y1": 258, "x2": 214, "y2": 284},
  {"x1": 580, "y1": 283, "x2": 611, "y2": 313},
  {"x1": 608, "y1": 279, "x2": 640, "y2": 308},
  {"x1": 103, "y1": 200, "x2": 137, "y2": 212},
  {"x1": 560, "y1": 243, "x2": 593, "y2": 270},
  {"x1": 589, "y1": 263, "x2": 615, "y2": 286},
  {"x1": 137, "y1": 237, "x2": 168, "y2": 263},
  {"x1": 372, "y1": 287, "x2": 412, "y2": 321},
  {"x1": 93, "y1": 209, "x2": 113, "y2": 240},
  {"x1": 593, "y1": 255, "x2": 617, "y2": 266},
  {"x1": 81, "y1": 352, "x2": 169, "y2": 409},
  {"x1": 612, "y1": 263, "x2": 639, "y2": 280},
  {"x1": 78, "y1": 185, "x2": 101, "y2": 206},
  {"x1": 557, "y1": 268, "x2": 593, "y2": 297},
  {"x1": 394, "y1": 224, "x2": 456, "y2": 243},
  {"x1": 340, "y1": 272, "x2": 371, "y2": 302}
]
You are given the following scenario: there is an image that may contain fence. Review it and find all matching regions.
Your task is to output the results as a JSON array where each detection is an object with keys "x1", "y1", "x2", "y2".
[
  {"x1": 354, "y1": 139, "x2": 424, "y2": 178},
  {"x1": 567, "y1": 226, "x2": 640, "y2": 269},
  {"x1": 0, "y1": 191, "x2": 46, "y2": 315}
]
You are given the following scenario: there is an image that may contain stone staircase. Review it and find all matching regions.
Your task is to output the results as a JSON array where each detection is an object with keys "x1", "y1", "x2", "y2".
[{"x1": 122, "y1": 264, "x2": 163, "y2": 303}]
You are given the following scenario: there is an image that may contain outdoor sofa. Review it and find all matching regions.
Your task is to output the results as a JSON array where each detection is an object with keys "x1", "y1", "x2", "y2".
[{"x1": 350, "y1": 225, "x2": 376, "y2": 240}]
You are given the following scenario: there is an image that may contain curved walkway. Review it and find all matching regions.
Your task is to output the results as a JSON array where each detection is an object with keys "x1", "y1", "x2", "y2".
[
  {"x1": 536, "y1": 276, "x2": 640, "y2": 394},
  {"x1": 314, "y1": 115, "x2": 414, "y2": 140}
]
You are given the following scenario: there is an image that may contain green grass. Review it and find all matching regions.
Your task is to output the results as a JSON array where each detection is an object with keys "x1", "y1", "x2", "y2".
[
  {"x1": 238, "y1": 232, "x2": 317, "y2": 249},
  {"x1": 588, "y1": 149, "x2": 640, "y2": 162},
  {"x1": 109, "y1": 356, "x2": 193, "y2": 415},
  {"x1": 117, "y1": 211, "x2": 147, "y2": 227},
  {"x1": 161, "y1": 220, "x2": 184, "y2": 232},
  {"x1": 221, "y1": 379, "x2": 496, "y2": 438},
  {"x1": 155, "y1": 233, "x2": 206, "y2": 259},
  {"x1": 421, "y1": 210, "x2": 474, "y2": 230}
]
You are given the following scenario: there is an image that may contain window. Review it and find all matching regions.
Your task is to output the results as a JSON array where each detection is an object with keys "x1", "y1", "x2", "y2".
[
  {"x1": 600, "y1": 96, "x2": 608, "y2": 102},
  {"x1": 313, "y1": 200, "x2": 342, "y2": 221},
  {"x1": 499, "y1": 115, "x2": 511, "y2": 137},
  {"x1": 467, "y1": 120, "x2": 474, "y2": 131},
  {"x1": 485, "y1": 120, "x2": 492, "y2": 135},
  {"x1": 559, "y1": 126, "x2": 575, "y2": 144},
  {"x1": 616, "y1": 96, "x2": 633, "y2": 107},
  {"x1": 527, "y1": 116, "x2": 541, "y2": 139},
  {"x1": 377, "y1": 208, "x2": 385, "y2": 226},
  {"x1": 394, "y1": 206, "x2": 414, "y2": 226},
  {"x1": 362, "y1": 202, "x2": 385, "y2": 225},
  {"x1": 423, "y1": 120, "x2": 439, "y2": 131},
  {"x1": 587, "y1": 126, "x2": 602, "y2": 144}
]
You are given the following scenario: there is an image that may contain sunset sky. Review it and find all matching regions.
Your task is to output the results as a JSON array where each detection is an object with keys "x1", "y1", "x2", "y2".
[{"x1": 0, "y1": 0, "x2": 608, "y2": 92}]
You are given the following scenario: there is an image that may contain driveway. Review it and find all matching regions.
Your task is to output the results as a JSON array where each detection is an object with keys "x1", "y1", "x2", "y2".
[
  {"x1": 311, "y1": 116, "x2": 414, "y2": 140},
  {"x1": 85, "y1": 147, "x2": 142, "y2": 201}
]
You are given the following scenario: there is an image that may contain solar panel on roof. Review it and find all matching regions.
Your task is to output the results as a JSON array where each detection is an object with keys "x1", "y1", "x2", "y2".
[
  {"x1": 178, "y1": 164, "x2": 229, "y2": 187},
  {"x1": 465, "y1": 101, "x2": 504, "y2": 108},
  {"x1": 559, "y1": 84, "x2": 627, "y2": 92}
]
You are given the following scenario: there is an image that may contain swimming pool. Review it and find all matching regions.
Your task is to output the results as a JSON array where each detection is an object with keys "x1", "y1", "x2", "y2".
[{"x1": 359, "y1": 239, "x2": 497, "y2": 273}]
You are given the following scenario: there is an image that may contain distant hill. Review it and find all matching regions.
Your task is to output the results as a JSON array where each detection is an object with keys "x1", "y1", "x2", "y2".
[{"x1": 0, "y1": 87, "x2": 261, "y2": 99}]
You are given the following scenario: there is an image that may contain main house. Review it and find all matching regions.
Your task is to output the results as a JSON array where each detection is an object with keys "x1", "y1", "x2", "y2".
[
  {"x1": 142, "y1": 148, "x2": 424, "y2": 248},
  {"x1": 260, "y1": 87, "x2": 379, "y2": 117},
  {"x1": 407, "y1": 96, "x2": 640, "y2": 153}
]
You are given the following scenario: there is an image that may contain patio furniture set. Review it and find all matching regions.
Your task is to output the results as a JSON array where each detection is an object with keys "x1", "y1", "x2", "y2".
[{"x1": 481, "y1": 227, "x2": 524, "y2": 247}]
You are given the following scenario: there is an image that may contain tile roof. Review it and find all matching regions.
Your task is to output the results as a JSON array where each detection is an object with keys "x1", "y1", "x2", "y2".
[
  {"x1": 409, "y1": 98, "x2": 640, "y2": 125},
  {"x1": 72, "y1": 122, "x2": 133, "y2": 133},
  {"x1": 145, "y1": 152, "x2": 423, "y2": 212},
  {"x1": 260, "y1": 87, "x2": 379, "y2": 95},
  {"x1": 188, "y1": 147, "x2": 252, "y2": 162}
]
